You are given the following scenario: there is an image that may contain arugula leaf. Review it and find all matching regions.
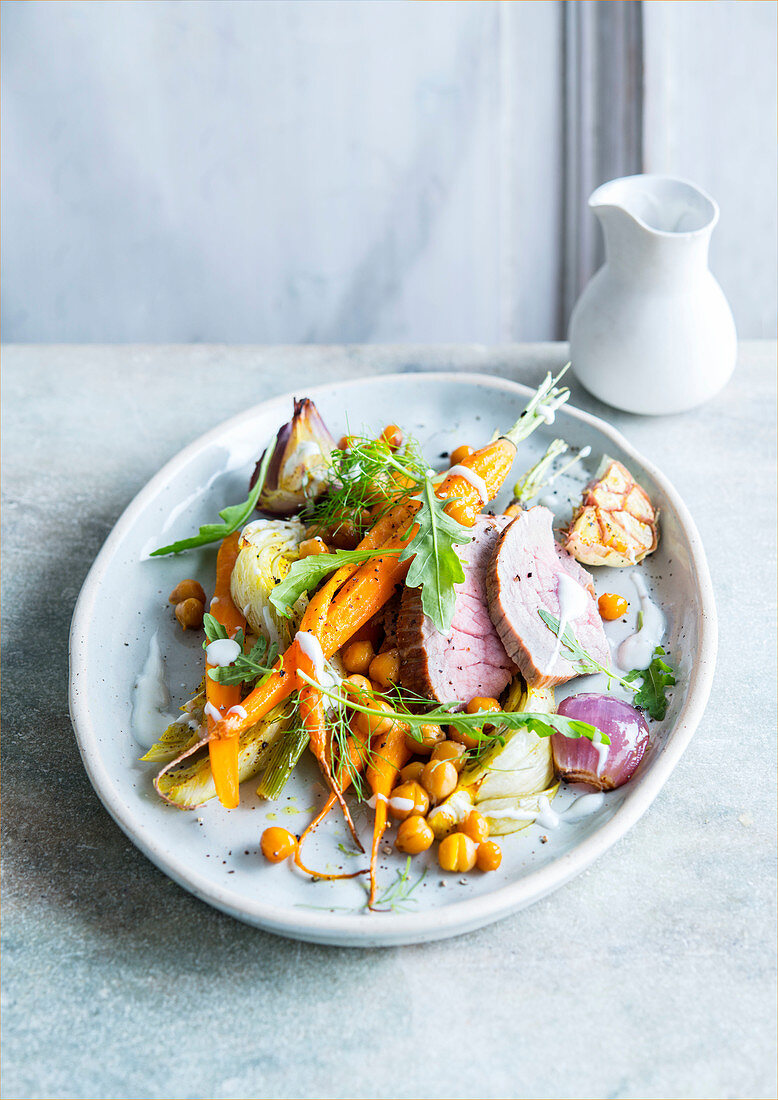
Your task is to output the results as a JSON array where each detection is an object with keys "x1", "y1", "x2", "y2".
[
  {"x1": 399, "y1": 478, "x2": 473, "y2": 633},
  {"x1": 538, "y1": 609, "x2": 636, "y2": 692},
  {"x1": 624, "y1": 646, "x2": 676, "y2": 720},
  {"x1": 269, "y1": 547, "x2": 400, "y2": 619},
  {"x1": 150, "y1": 444, "x2": 274, "y2": 557},
  {"x1": 202, "y1": 613, "x2": 229, "y2": 643}
]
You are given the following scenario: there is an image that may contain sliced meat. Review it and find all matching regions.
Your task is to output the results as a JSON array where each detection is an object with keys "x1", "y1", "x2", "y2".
[
  {"x1": 486, "y1": 506, "x2": 611, "y2": 688},
  {"x1": 398, "y1": 514, "x2": 517, "y2": 703}
]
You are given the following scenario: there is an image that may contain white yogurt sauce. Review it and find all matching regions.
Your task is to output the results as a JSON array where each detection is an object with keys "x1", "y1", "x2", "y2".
[
  {"x1": 205, "y1": 638, "x2": 241, "y2": 667},
  {"x1": 485, "y1": 790, "x2": 606, "y2": 828},
  {"x1": 550, "y1": 573, "x2": 590, "y2": 667},
  {"x1": 388, "y1": 796, "x2": 416, "y2": 815},
  {"x1": 204, "y1": 701, "x2": 223, "y2": 725},
  {"x1": 617, "y1": 571, "x2": 665, "y2": 670},
  {"x1": 226, "y1": 704, "x2": 248, "y2": 720},
  {"x1": 447, "y1": 464, "x2": 490, "y2": 504},
  {"x1": 537, "y1": 404, "x2": 556, "y2": 425},
  {"x1": 367, "y1": 793, "x2": 388, "y2": 809},
  {"x1": 296, "y1": 631, "x2": 326, "y2": 680},
  {"x1": 591, "y1": 728, "x2": 610, "y2": 776},
  {"x1": 131, "y1": 633, "x2": 177, "y2": 749}
]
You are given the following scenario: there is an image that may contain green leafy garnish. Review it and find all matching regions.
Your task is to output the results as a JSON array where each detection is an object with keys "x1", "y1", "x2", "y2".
[
  {"x1": 150, "y1": 444, "x2": 274, "y2": 557},
  {"x1": 373, "y1": 857, "x2": 427, "y2": 913},
  {"x1": 624, "y1": 646, "x2": 676, "y2": 720},
  {"x1": 538, "y1": 609, "x2": 636, "y2": 693},
  {"x1": 269, "y1": 547, "x2": 400, "y2": 619},
  {"x1": 201, "y1": 612, "x2": 279, "y2": 686},
  {"x1": 400, "y1": 477, "x2": 472, "y2": 633},
  {"x1": 297, "y1": 670, "x2": 610, "y2": 747}
]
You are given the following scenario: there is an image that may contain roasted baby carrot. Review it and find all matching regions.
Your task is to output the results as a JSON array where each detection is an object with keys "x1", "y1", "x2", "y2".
[{"x1": 206, "y1": 531, "x2": 246, "y2": 808}]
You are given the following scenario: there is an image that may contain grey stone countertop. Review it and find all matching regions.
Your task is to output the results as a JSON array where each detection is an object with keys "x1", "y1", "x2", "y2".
[{"x1": 2, "y1": 342, "x2": 776, "y2": 1100}]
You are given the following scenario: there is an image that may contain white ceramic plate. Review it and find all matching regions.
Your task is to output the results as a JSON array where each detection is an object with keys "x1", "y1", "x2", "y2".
[{"x1": 69, "y1": 373, "x2": 717, "y2": 946}]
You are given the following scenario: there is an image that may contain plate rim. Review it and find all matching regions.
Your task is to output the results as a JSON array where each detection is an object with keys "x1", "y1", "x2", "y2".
[{"x1": 68, "y1": 370, "x2": 718, "y2": 946}]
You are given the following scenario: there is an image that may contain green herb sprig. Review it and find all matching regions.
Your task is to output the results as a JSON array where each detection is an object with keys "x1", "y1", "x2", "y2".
[
  {"x1": 150, "y1": 444, "x2": 274, "y2": 557},
  {"x1": 373, "y1": 857, "x2": 427, "y2": 912},
  {"x1": 297, "y1": 670, "x2": 610, "y2": 747},
  {"x1": 624, "y1": 646, "x2": 676, "y2": 720},
  {"x1": 202, "y1": 613, "x2": 279, "y2": 686},
  {"x1": 538, "y1": 609, "x2": 637, "y2": 692}
]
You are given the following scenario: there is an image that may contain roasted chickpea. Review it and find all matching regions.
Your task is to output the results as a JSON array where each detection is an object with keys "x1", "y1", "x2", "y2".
[
  {"x1": 451, "y1": 696, "x2": 502, "y2": 748},
  {"x1": 476, "y1": 840, "x2": 502, "y2": 872},
  {"x1": 260, "y1": 826, "x2": 298, "y2": 863},
  {"x1": 449, "y1": 444, "x2": 473, "y2": 467},
  {"x1": 341, "y1": 639, "x2": 376, "y2": 675},
  {"x1": 438, "y1": 832, "x2": 477, "y2": 873},
  {"x1": 462, "y1": 809, "x2": 489, "y2": 845},
  {"x1": 342, "y1": 673, "x2": 373, "y2": 699},
  {"x1": 175, "y1": 597, "x2": 205, "y2": 631},
  {"x1": 369, "y1": 648, "x2": 400, "y2": 689},
  {"x1": 388, "y1": 781, "x2": 430, "y2": 821},
  {"x1": 354, "y1": 699, "x2": 396, "y2": 740},
  {"x1": 598, "y1": 592, "x2": 629, "y2": 620},
  {"x1": 298, "y1": 536, "x2": 329, "y2": 558},
  {"x1": 382, "y1": 424, "x2": 404, "y2": 450},
  {"x1": 168, "y1": 578, "x2": 206, "y2": 605},
  {"x1": 338, "y1": 435, "x2": 355, "y2": 451},
  {"x1": 400, "y1": 761, "x2": 425, "y2": 784},
  {"x1": 431, "y1": 740, "x2": 467, "y2": 772},
  {"x1": 420, "y1": 758, "x2": 458, "y2": 803},
  {"x1": 404, "y1": 723, "x2": 446, "y2": 756},
  {"x1": 395, "y1": 815, "x2": 434, "y2": 855}
]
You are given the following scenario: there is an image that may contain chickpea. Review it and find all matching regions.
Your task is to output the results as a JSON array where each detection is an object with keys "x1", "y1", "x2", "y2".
[
  {"x1": 400, "y1": 761, "x2": 425, "y2": 784},
  {"x1": 343, "y1": 673, "x2": 373, "y2": 699},
  {"x1": 369, "y1": 648, "x2": 400, "y2": 690},
  {"x1": 388, "y1": 781, "x2": 430, "y2": 821},
  {"x1": 438, "y1": 832, "x2": 477, "y2": 873},
  {"x1": 382, "y1": 424, "x2": 404, "y2": 450},
  {"x1": 298, "y1": 536, "x2": 329, "y2": 558},
  {"x1": 449, "y1": 444, "x2": 473, "y2": 467},
  {"x1": 405, "y1": 723, "x2": 446, "y2": 756},
  {"x1": 341, "y1": 640, "x2": 376, "y2": 675},
  {"x1": 354, "y1": 699, "x2": 396, "y2": 740},
  {"x1": 431, "y1": 740, "x2": 467, "y2": 772},
  {"x1": 420, "y1": 758, "x2": 458, "y2": 803},
  {"x1": 476, "y1": 840, "x2": 502, "y2": 872},
  {"x1": 175, "y1": 597, "x2": 205, "y2": 630},
  {"x1": 462, "y1": 809, "x2": 490, "y2": 845},
  {"x1": 395, "y1": 815, "x2": 434, "y2": 855},
  {"x1": 337, "y1": 434, "x2": 355, "y2": 451},
  {"x1": 598, "y1": 592, "x2": 629, "y2": 621},
  {"x1": 260, "y1": 826, "x2": 298, "y2": 863},
  {"x1": 451, "y1": 696, "x2": 502, "y2": 748},
  {"x1": 168, "y1": 579, "x2": 206, "y2": 605}
]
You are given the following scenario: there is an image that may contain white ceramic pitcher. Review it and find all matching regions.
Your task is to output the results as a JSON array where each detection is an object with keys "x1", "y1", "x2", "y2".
[{"x1": 569, "y1": 175, "x2": 736, "y2": 415}]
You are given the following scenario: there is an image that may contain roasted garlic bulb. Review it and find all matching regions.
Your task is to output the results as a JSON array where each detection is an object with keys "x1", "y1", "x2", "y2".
[{"x1": 564, "y1": 458, "x2": 658, "y2": 567}]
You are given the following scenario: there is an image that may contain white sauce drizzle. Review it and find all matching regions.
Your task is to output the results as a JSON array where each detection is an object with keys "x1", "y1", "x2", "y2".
[
  {"x1": 388, "y1": 796, "x2": 415, "y2": 815},
  {"x1": 131, "y1": 633, "x2": 177, "y2": 749},
  {"x1": 617, "y1": 571, "x2": 665, "y2": 670},
  {"x1": 550, "y1": 573, "x2": 590, "y2": 668},
  {"x1": 205, "y1": 638, "x2": 241, "y2": 667},
  {"x1": 367, "y1": 793, "x2": 388, "y2": 809},
  {"x1": 295, "y1": 630, "x2": 326, "y2": 681},
  {"x1": 204, "y1": 701, "x2": 223, "y2": 725},
  {"x1": 578, "y1": 445, "x2": 592, "y2": 460},
  {"x1": 447, "y1": 464, "x2": 490, "y2": 504},
  {"x1": 484, "y1": 791, "x2": 606, "y2": 828},
  {"x1": 226, "y1": 704, "x2": 248, "y2": 720},
  {"x1": 591, "y1": 727, "x2": 610, "y2": 777},
  {"x1": 537, "y1": 404, "x2": 556, "y2": 424}
]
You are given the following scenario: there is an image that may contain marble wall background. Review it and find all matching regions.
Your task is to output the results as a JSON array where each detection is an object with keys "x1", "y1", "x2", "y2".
[{"x1": 1, "y1": 0, "x2": 775, "y2": 343}]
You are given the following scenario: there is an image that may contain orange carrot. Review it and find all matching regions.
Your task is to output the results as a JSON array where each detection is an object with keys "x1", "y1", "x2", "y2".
[
  {"x1": 365, "y1": 722, "x2": 412, "y2": 908},
  {"x1": 439, "y1": 437, "x2": 518, "y2": 526},
  {"x1": 294, "y1": 720, "x2": 371, "y2": 879},
  {"x1": 296, "y1": 649, "x2": 362, "y2": 848},
  {"x1": 206, "y1": 531, "x2": 246, "y2": 808}
]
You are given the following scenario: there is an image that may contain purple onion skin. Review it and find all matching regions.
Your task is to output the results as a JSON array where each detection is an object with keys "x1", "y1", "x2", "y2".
[{"x1": 552, "y1": 693, "x2": 649, "y2": 791}]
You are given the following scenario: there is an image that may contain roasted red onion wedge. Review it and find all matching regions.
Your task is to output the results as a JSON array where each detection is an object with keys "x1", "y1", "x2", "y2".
[
  {"x1": 250, "y1": 397, "x2": 335, "y2": 515},
  {"x1": 552, "y1": 693, "x2": 649, "y2": 790}
]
